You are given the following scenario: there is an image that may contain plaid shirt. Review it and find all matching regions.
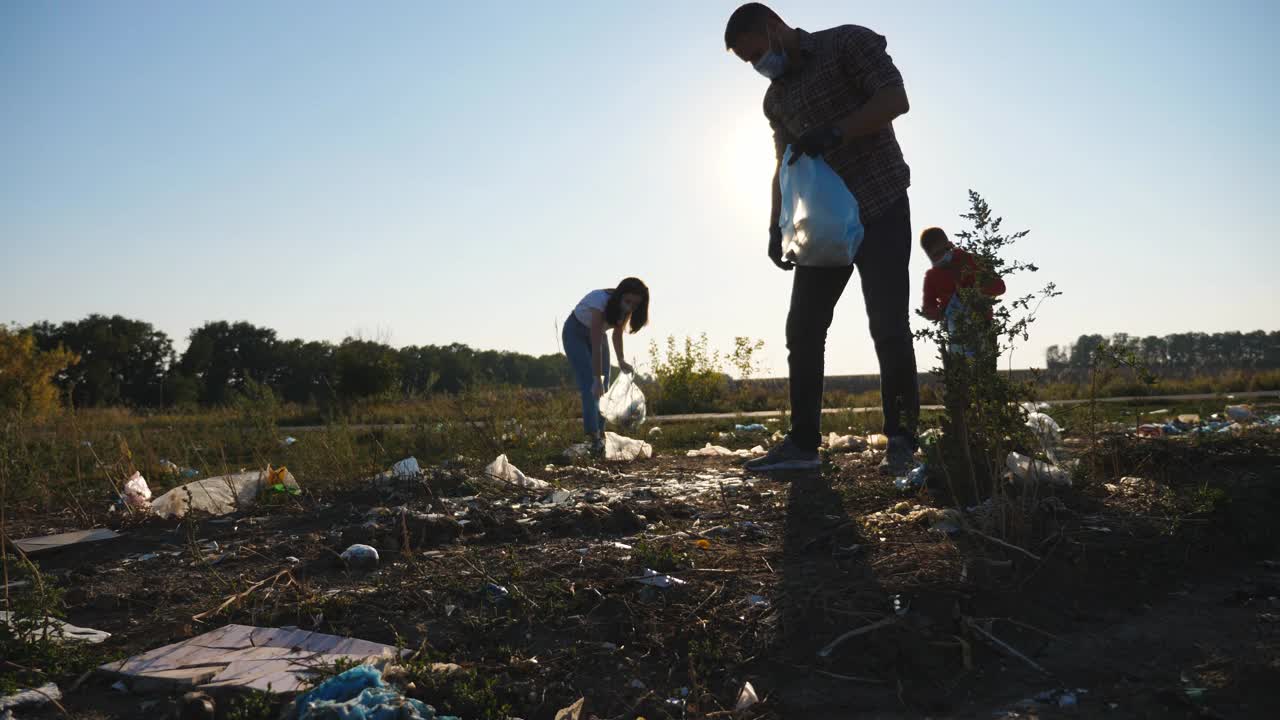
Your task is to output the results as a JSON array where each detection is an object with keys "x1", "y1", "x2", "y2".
[{"x1": 764, "y1": 26, "x2": 910, "y2": 221}]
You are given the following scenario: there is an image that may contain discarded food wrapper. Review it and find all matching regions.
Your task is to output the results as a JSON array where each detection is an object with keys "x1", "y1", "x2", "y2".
[
  {"x1": 340, "y1": 544, "x2": 379, "y2": 569},
  {"x1": 867, "y1": 433, "x2": 890, "y2": 449},
  {"x1": 633, "y1": 569, "x2": 686, "y2": 588},
  {"x1": 604, "y1": 431, "x2": 653, "y2": 463},
  {"x1": 123, "y1": 471, "x2": 152, "y2": 510},
  {"x1": 391, "y1": 456, "x2": 421, "y2": 479},
  {"x1": 150, "y1": 467, "x2": 300, "y2": 518},
  {"x1": 600, "y1": 372, "x2": 647, "y2": 427},
  {"x1": 1006, "y1": 452, "x2": 1071, "y2": 486},
  {"x1": 825, "y1": 432, "x2": 867, "y2": 452},
  {"x1": 483, "y1": 454, "x2": 550, "y2": 491},
  {"x1": 1177, "y1": 414, "x2": 1201, "y2": 425}
]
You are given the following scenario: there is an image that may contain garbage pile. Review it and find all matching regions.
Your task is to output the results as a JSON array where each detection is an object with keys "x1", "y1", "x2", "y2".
[
  {"x1": 292, "y1": 665, "x2": 459, "y2": 720},
  {"x1": 1135, "y1": 403, "x2": 1280, "y2": 438}
]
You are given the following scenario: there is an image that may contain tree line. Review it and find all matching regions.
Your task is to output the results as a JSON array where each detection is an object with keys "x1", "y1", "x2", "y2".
[
  {"x1": 1045, "y1": 331, "x2": 1280, "y2": 372},
  {"x1": 20, "y1": 315, "x2": 572, "y2": 409}
]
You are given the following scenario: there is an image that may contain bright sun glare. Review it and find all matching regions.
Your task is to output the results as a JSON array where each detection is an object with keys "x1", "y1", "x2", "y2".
[{"x1": 720, "y1": 109, "x2": 778, "y2": 212}]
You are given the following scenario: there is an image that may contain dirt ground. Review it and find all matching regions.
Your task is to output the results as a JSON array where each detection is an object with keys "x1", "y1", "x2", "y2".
[{"x1": 6, "y1": 430, "x2": 1280, "y2": 719}]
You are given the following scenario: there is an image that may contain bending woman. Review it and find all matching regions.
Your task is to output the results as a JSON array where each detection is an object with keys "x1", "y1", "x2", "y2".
[{"x1": 563, "y1": 277, "x2": 650, "y2": 453}]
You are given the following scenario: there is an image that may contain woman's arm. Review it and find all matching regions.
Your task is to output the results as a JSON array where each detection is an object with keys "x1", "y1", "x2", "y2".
[
  {"x1": 612, "y1": 326, "x2": 632, "y2": 374},
  {"x1": 589, "y1": 311, "x2": 606, "y2": 395}
]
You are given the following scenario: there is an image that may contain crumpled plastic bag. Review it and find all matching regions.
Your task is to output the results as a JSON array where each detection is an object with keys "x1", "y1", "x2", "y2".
[
  {"x1": 1024, "y1": 412, "x2": 1063, "y2": 462},
  {"x1": 1006, "y1": 452, "x2": 1071, "y2": 486},
  {"x1": 603, "y1": 431, "x2": 653, "y2": 462},
  {"x1": 600, "y1": 372, "x2": 647, "y2": 427},
  {"x1": 778, "y1": 145, "x2": 864, "y2": 266},
  {"x1": 483, "y1": 455, "x2": 550, "y2": 491},
  {"x1": 123, "y1": 472, "x2": 152, "y2": 510},
  {"x1": 294, "y1": 665, "x2": 458, "y2": 720},
  {"x1": 824, "y1": 433, "x2": 866, "y2": 452}
]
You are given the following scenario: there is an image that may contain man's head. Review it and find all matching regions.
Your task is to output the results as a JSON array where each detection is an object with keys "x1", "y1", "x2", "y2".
[
  {"x1": 725, "y1": 3, "x2": 790, "y2": 70},
  {"x1": 920, "y1": 227, "x2": 954, "y2": 264}
]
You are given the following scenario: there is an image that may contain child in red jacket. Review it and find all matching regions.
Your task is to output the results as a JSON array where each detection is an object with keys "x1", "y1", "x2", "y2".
[{"x1": 920, "y1": 227, "x2": 1005, "y2": 357}]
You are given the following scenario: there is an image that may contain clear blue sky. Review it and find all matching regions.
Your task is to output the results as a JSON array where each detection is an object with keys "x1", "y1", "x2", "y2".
[{"x1": 3, "y1": 0, "x2": 1277, "y2": 376}]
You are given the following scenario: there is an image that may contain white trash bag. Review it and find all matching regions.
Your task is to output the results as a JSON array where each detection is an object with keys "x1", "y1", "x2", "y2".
[
  {"x1": 600, "y1": 372, "x2": 646, "y2": 427},
  {"x1": 603, "y1": 431, "x2": 653, "y2": 463},
  {"x1": 778, "y1": 145, "x2": 864, "y2": 267}
]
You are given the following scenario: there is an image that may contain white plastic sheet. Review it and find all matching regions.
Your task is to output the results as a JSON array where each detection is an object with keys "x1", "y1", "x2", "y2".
[
  {"x1": 600, "y1": 372, "x2": 647, "y2": 427},
  {"x1": 150, "y1": 468, "x2": 299, "y2": 519},
  {"x1": 1006, "y1": 452, "x2": 1071, "y2": 487},
  {"x1": 686, "y1": 443, "x2": 765, "y2": 458},
  {"x1": 778, "y1": 146, "x2": 864, "y2": 266}
]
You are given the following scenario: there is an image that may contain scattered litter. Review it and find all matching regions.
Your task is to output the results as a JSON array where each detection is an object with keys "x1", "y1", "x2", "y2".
[
  {"x1": 100, "y1": 624, "x2": 403, "y2": 694},
  {"x1": 600, "y1": 372, "x2": 647, "y2": 427},
  {"x1": 285, "y1": 556, "x2": 301, "y2": 564},
  {"x1": 603, "y1": 431, "x2": 653, "y2": 463},
  {"x1": 1, "y1": 610, "x2": 111, "y2": 644},
  {"x1": 0, "y1": 683, "x2": 62, "y2": 714},
  {"x1": 151, "y1": 467, "x2": 300, "y2": 518},
  {"x1": 647, "y1": 426, "x2": 663, "y2": 437},
  {"x1": 543, "y1": 489, "x2": 573, "y2": 506},
  {"x1": 735, "y1": 423, "x2": 768, "y2": 433},
  {"x1": 1225, "y1": 404, "x2": 1254, "y2": 422},
  {"x1": 281, "y1": 436, "x2": 298, "y2": 446},
  {"x1": 340, "y1": 544, "x2": 380, "y2": 570},
  {"x1": 825, "y1": 432, "x2": 867, "y2": 452},
  {"x1": 1006, "y1": 452, "x2": 1071, "y2": 486},
  {"x1": 483, "y1": 454, "x2": 551, "y2": 491},
  {"x1": 159, "y1": 459, "x2": 180, "y2": 475},
  {"x1": 867, "y1": 433, "x2": 889, "y2": 449},
  {"x1": 686, "y1": 443, "x2": 765, "y2": 458},
  {"x1": 632, "y1": 569, "x2": 686, "y2": 588},
  {"x1": 745, "y1": 594, "x2": 770, "y2": 608},
  {"x1": 735, "y1": 681, "x2": 759, "y2": 711},
  {"x1": 391, "y1": 457, "x2": 421, "y2": 479},
  {"x1": 483, "y1": 583, "x2": 510, "y2": 602},
  {"x1": 12, "y1": 528, "x2": 120, "y2": 554},
  {"x1": 1020, "y1": 401, "x2": 1051, "y2": 414},
  {"x1": 1177, "y1": 414, "x2": 1201, "y2": 425},
  {"x1": 770, "y1": 430, "x2": 786, "y2": 443}
]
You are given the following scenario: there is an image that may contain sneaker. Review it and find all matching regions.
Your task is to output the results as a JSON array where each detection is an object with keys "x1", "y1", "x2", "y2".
[
  {"x1": 744, "y1": 436, "x2": 821, "y2": 473},
  {"x1": 878, "y1": 436, "x2": 915, "y2": 476}
]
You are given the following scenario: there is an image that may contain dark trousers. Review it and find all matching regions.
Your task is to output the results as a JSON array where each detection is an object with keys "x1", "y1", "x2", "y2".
[{"x1": 786, "y1": 195, "x2": 918, "y2": 451}]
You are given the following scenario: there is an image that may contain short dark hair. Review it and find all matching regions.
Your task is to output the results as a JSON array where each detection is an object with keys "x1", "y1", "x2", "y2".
[
  {"x1": 920, "y1": 227, "x2": 950, "y2": 251},
  {"x1": 724, "y1": 3, "x2": 781, "y2": 51}
]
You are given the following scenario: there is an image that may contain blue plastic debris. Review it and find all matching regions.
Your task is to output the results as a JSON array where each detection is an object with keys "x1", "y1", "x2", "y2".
[
  {"x1": 894, "y1": 464, "x2": 928, "y2": 493},
  {"x1": 734, "y1": 423, "x2": 768, "y2": 433},
  {"x1": 295, "y1": 666, "x2": 459, "y2": 720}
]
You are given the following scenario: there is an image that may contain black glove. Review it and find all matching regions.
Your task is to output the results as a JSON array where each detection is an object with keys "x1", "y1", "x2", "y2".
[
  {"x1": 788, "y1": 126, "x2": 843, "y2": 165},
  {"x1": 768, "y1": 225, "x2": 793, "y2": 271}
]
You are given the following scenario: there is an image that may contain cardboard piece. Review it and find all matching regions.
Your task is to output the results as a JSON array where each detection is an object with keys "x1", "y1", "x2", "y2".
[
  {"x1": 99, "y1": 624, "x2": 402, "y2": 694},
  {"x1": 0, "y1": 611, "x2": 112, "y2": 644},
  {"x1": 11, "y1": 528, "x2": 120, "y2": 554}
]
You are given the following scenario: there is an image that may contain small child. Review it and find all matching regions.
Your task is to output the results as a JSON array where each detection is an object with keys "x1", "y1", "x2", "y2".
[{"x1": 919, "y1": 227, "x2": 1005, "y2": 358}]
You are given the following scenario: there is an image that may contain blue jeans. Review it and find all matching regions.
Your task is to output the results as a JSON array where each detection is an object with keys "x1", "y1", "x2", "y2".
[{"x1": 563, "y1": 314, "x2": 610, "y2": 435}]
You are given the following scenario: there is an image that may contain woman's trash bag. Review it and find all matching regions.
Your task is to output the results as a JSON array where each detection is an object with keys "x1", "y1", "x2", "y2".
[
  {"x1": 777, "y1": 145, "x2": 864, "y2": 267},
  {"x1": 600, "y1": 372, "x2": 647, "y2": 427}
]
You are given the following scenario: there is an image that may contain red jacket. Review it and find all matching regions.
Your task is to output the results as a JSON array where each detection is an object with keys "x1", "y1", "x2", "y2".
[{"x1": 922, "y1": 248, "x2": 1006, "y2": 321}]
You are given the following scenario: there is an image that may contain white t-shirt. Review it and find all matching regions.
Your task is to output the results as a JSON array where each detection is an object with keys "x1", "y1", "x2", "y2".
[{"x1": 573, "y1": 289, "x2": 612, "y2": 327}]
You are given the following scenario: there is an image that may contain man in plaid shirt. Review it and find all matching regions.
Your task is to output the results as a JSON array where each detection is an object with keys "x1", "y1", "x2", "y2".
[{"x1": 727, "y1": 3, "x2": 919, "y2": 475}]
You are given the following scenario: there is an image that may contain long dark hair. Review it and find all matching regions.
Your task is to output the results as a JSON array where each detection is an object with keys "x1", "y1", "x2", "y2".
[{"x1": 604, "y1": 277, "x2": 650, "y2": 334}]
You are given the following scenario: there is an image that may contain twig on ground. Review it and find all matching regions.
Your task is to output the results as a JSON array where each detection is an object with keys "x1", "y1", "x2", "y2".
[
  {"x1": 812, "y1": 668, "x2": 886, "y2": 684},
  {"x1": 965, "y1": 527, "x2": 1042, "y2": 561},
  {"x1": 193, "y1": 569, "x2": 294, "y2": 622},
  {"x1": 965, "y1": 617, "x2": 1049, "y2": 676},
  {"x1": 816, "y1": 616, "x2": 897, "y2": 658}
]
